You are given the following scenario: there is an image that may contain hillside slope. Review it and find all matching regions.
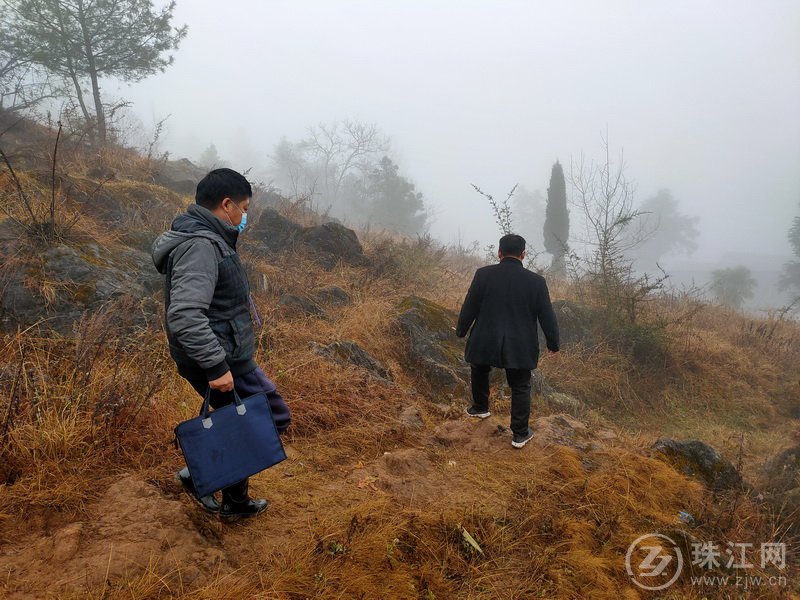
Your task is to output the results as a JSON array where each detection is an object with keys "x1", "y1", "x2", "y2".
[{"x1": 0, "y1": 118, "x2": 798, "y2": 598}]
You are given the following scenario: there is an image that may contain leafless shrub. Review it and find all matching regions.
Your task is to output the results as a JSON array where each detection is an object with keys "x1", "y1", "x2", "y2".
[{"x1": 569, "y1": 132, "x2": 666, "y2": 325}]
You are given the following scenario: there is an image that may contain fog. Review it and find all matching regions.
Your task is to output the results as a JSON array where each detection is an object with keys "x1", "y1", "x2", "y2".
[{"x1": 119, "y1": 0, "x2": 800, "y2": 304}]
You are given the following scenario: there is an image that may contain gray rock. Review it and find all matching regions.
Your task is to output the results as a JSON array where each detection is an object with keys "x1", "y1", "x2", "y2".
[
  {"x1": 312, "y1": 285, "x2": 351, "y2": 307},
  {"x1": 120, "y1": 230, "x2": 157, "y2": 254},
  {"x1": 762, "y1": 446, "x2": 800, "y2": 530},
  {"x1": 242, "y1": 261, "x2": 271, "y2": 295},
  {"x1": 764, "y1": 444, "x2": 800, "y2": 493},
  {"x1": 250, "y1": 208, "x2": 367, "y2": 270},
  {"x1": 250, "y1": 207, "x2": 304, "y2": 253},
  {"x1": 532, "y1": 370, "x2": 554, "y2": 396},
  {"x1": 533, "y1": 414, "x2": 597, "y2": 451},
  {"x1": 761, "y1": 446, "x2": 800, "y2": 531},
  {"x1": 73, "y1": 178, "x2": 185, "y2": 232},
  {"x1": 531, "y1": 372, "x2": 582, "y2": 413},
  {"x1": 152, "y1": 158, "x2": 207, "y2": 195},
  {"x1": 300, "y1": 222, "x2": 367, "y2": 269},
  {"x1": 0, "y1": 223, "x2": 153, "y2": 332},
  {"x1": 652, "y1": 438, "x2": 744, "y2": 491},
  {"x1": 544, "y1": 392, "x2": 582, "y2": 414},
  {"x1": 311, "y1": 340, "x2": 391, "y2": 381},
  {"x1": 277, "y1": 294, "x2": 326, "y2": 318},
  {"x1": 44, "y1": 246, "x2": 94, "y2": 283},
  {"x1": 0, "y1": 271, "x2": 46, "y2": 328}
]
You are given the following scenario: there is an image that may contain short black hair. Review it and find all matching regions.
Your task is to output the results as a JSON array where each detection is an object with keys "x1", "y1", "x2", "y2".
[
  {"x1": 499, "y1": 234, "x2": 526, "y2": 257},
  {"x1": 195, "y1": 168, "x2": 252, "y2": 210}
]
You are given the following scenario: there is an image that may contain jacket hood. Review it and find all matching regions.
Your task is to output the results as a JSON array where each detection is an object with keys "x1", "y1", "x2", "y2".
[{"x1": 151, "y1": 204, "x2": 239, "y2": 274}]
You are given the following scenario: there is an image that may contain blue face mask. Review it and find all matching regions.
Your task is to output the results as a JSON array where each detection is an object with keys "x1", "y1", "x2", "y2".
[
  {"x1": 225, "y1": 200, "x2": 248, "y2": 233},
  {"x1": 236, "y1": 211, "x2": 247, "y2": 233}
]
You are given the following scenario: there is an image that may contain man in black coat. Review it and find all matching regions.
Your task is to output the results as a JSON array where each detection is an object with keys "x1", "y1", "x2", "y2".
[{"x1": 456, "y1": 234, "x2": 560, "y2": 448}]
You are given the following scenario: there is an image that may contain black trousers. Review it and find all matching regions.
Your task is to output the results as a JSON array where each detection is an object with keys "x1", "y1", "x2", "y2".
[{"x1": 470, "y1": 363, "x2": 532, "y2": 437}]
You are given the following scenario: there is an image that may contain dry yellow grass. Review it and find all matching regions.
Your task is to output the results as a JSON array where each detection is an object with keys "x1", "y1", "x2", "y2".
[{"x1": 1, "y1": 140, "x2": 798, "y2": 597}]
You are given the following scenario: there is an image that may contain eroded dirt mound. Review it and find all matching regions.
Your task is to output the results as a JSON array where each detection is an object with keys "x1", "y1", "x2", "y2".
[
  {"x1": 0, "y1": 476, "x2": 226, "y2": 597},
  {"x1": 533, "y1": 413, "x2": 618, "y2": 451},
  {"x1": 347, "y1": 448, "x2": 437, "y2": 501},
  {"x1": 432, "y1": 417, "x2": 508, "y2": 451}
]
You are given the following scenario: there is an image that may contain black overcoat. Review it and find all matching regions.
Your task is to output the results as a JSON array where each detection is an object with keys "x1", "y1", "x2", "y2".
[{"x1": 456, "y1": 257, "x2": 560, "y2": 369}]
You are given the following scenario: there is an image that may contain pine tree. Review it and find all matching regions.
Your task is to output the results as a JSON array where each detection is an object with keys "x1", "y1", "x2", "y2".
[
  {"x1": 198, "y1": 144, "x2": 228, "y2": 170},
  {"x1": 363, "y1": 156, "x2": 427, "y2": 235},
  {"x1": 4, "y1": 0, "x2": 186, "y2": 146},
  {"x1": 543, "y1": 160, "x2": 569, "y2": 275}
]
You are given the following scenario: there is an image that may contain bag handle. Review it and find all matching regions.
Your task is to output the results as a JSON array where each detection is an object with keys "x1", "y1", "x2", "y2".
[{"x1": 199, "y1": 386, "x2": 247, "y2": 429}]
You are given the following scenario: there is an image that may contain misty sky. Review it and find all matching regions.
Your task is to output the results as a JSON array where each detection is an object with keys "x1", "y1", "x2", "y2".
[{"x1": 120, "y1": 0, "x2": 800, "y2": 268}]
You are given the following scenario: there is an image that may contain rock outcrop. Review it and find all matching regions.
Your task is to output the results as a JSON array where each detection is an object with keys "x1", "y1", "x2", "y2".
[
  {"x1": 312, "y1": 285, "x2": 352, "y2": 307},
  {"x1": 652, "y1": 438, "x2": 744, "y2": 491},
  {"x1": 0, "y1": 221, "x2": 157, "y2": 332},
  {"x1": 278, "y1": 293, "x2": 326, "y2": 318},
  {"x1": 311, "y1": 340, "x2": 391, "y2": 381},
  {"x1": 394, "y1": 296, "x2": 468, "y2": 398},
  {"x1": 301, "y1": 222, "x2": 367, "y2": 269},
  {"x1": 251, "y1": 209, "x2": 367, "y2": 270},
  {"x1": 250, "y1": 207, "x2": 304, "y2": 253},
  {"x1": 152, "y1": 157, "x2": 207, "y2": 195}
]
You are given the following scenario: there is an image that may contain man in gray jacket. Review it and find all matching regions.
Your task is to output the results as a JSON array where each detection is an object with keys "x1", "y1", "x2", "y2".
[{"x1": 152, "y1": 168, "x2": 291, "y2": 520}]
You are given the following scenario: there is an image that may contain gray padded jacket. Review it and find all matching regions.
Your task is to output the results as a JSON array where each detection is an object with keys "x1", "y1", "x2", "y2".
[{"x1": 152, "y1": 204, "x2": 256, "y2": 381}]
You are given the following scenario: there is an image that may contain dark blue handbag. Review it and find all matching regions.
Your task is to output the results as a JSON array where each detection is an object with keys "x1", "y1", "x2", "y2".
[{"x1": 175, "y1": 388, "x2": 287, "y2": 498}]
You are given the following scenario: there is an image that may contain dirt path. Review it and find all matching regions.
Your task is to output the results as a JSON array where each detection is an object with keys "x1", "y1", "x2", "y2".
[{"x1": 0, "y1": 410, "x2": 626, "y2": 598}]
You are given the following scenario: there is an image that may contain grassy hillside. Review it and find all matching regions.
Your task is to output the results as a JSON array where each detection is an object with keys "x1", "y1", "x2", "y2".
[{"x1": 0, "y1": 115, "x2": 798, "y2": 599}]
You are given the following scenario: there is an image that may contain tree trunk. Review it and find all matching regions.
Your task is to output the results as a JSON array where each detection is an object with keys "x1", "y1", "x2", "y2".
[
  {"x1": 87, "y1": 67, "x2": 105, "y2": 144},
  {"x1": 52, "y1": 2, "x2": 95, "y2": 147},
  {"x1": 67, "y1": 65, "x2": 95, "y2": 149},
  {"x1": 77, "y1": 0, "x2": 106, "y2": 145}
]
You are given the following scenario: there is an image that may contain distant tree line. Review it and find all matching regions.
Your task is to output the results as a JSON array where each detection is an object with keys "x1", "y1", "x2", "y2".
[{"x1": 268, "y1": 120, "x2": 429, "y2": 236}]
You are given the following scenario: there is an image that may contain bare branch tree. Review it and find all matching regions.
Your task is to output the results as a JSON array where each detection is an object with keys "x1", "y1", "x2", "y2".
[
  {"x1": 569, "y1": 131, "x2": 665, "y2": 323},
  {"x1": 302, "y1": 119, "x2": 389, "y2": 205}
]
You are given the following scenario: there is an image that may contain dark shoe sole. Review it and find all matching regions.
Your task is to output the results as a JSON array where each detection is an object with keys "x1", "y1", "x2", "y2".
[
  {"x1": 175, "y1": 472, "x2": 220, "y2": 513},
  {"x1": 220, "y1": 501, "x2": 269, "y2": 522}
]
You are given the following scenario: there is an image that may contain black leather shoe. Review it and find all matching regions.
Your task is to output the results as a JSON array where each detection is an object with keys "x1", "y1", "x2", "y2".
[
  {"x1": 176, "y1": 467, "x2": 220, "y2": 513},
  {"x1": 220, "y1": 498, "x2": 269, "y2": 522}
]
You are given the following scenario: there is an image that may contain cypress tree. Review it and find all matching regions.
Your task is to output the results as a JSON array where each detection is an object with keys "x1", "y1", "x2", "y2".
[{"x1": 543, "y1": 160, "x2": 569, "y2": 275}]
